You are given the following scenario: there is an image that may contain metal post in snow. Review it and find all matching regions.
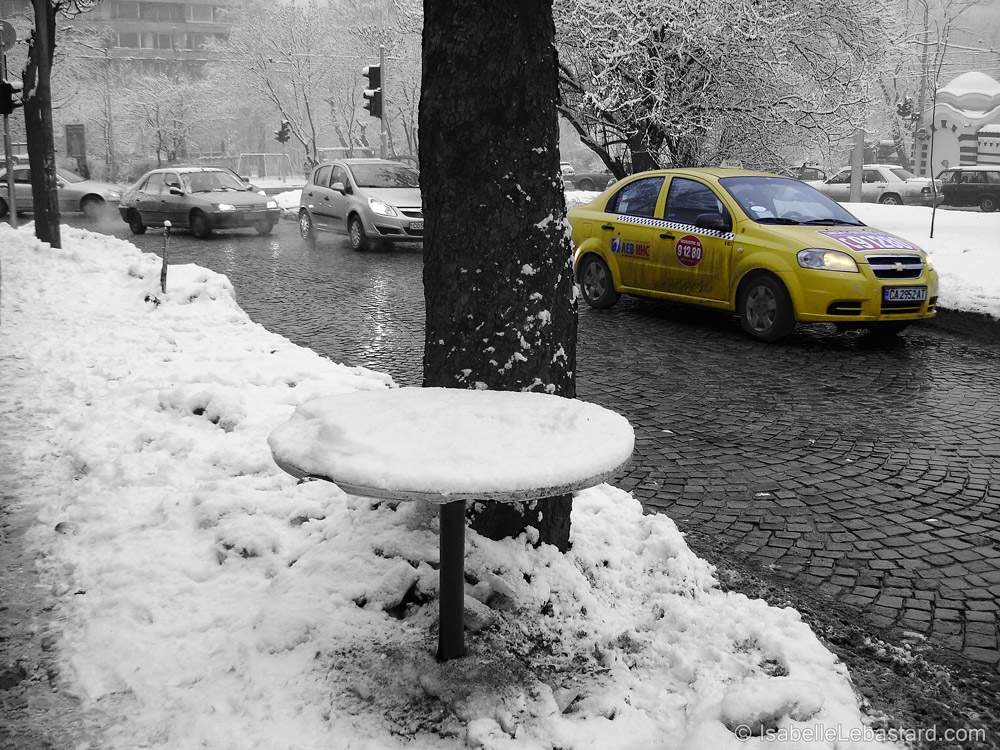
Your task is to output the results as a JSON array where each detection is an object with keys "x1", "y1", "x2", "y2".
[
  {"x1": 160, "y1": 221, "x2": 171, "y2": 294},
  {"x1": 437, "y1": 499, "x2": 466, "y2": 661}
]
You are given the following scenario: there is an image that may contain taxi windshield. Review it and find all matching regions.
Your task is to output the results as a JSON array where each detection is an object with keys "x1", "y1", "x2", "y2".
[{"x1": 721, "y1": 176, "x2": 864, "y2": 226}]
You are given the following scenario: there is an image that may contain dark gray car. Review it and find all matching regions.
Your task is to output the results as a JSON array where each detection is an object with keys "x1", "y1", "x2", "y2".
[
  {"x1": 119, "y1": 167, "x2": 281, "y2": 238},
  {"x1": 298, "y1": 158, "x2": 423, "y2": 250},
  {"x1": 937, "y1": 166, "x2": 1000, "y2": 212}
]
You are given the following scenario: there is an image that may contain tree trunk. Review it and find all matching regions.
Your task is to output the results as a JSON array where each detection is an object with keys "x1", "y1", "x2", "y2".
[
  {"x1": 420, "y1": 0, "x2": 577, "y2": 551},
  {"x1": 24, "y1": 0, "x2": 61, "y2": 248}
]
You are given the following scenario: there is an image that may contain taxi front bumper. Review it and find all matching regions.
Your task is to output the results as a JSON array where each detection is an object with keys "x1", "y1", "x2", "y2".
[{"x1": 784, "y1": 268, "x2": 939, "y2": 323}]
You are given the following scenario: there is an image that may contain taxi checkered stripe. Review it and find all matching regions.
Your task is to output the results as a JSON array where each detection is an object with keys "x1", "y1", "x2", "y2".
[{"x1": 619, "y1": 214, "x2": 736, "y2": 241}]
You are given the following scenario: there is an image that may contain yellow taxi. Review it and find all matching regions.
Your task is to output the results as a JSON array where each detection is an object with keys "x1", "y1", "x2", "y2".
[{"x1": 568, "y1": 168, "x2": 938, "y2": 341}]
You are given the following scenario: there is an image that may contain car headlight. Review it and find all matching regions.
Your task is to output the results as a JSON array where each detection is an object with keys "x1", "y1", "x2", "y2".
[
  {"x1": 797, "y1": 248, "x2": 859, "y2": 273},
  {"x1": 109, "y1": 191, "x2": 120, "y2": 199},
  {"x1": 216, "y1": 203, "x2": 236, "y2": 211},
  {"x1": 368, "y1": 197, "x2": 398, "y2": 217},
  {"x1": 266, "y1": 200, "x2": 278, "y2": 209},
  {"x1": 919, "y1": 249, "x2": 934, "y2": 271}
]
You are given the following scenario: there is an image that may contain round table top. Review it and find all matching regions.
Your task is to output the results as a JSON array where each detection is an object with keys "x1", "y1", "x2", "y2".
[{"x1": 268, "y1": 387, "x2": 635, "y2": 504}]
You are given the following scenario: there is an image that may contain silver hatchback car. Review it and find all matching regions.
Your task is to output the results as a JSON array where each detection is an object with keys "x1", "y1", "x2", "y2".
[{"x1": 298, "y1": 158, "x2": 423, "y2": 250}]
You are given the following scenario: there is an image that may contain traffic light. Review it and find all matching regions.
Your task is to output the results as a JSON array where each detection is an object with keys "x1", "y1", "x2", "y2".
[
  {"x1": 362, "y1": 64, "x2": 382, "y2": 119},
  {"x1": 896, "y1": 96, "x2": 914, "y2": 120},
  {"x1": 0, "y1": 79, "x2": 23, "y2": 117},
  {"x1": 274, "y1": 119, "x2": 290, "y2": 144}
]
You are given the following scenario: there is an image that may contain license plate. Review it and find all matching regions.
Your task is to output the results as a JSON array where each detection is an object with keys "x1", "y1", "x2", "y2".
[
  {"x1": 410, "y1": 221, "x2": 423, "y2": 231},
  {"x1": 883, "y1": 286, "x2": 927, "y2": 302}
]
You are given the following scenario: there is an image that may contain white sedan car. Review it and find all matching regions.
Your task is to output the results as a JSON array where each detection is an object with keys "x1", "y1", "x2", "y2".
[{"x1": 807, "y1": 164, "x2": 934, "y2": 206}]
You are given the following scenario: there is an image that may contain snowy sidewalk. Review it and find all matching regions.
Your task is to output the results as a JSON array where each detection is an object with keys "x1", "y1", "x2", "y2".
[{"x1": 1, "y1": 224, "x2": 897, "y2": 749}]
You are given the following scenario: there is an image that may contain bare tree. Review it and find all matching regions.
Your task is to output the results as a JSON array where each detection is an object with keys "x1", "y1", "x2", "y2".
[
  {"x1": 122, "y1": 74, "x2": 216, "y2": 166},
  {"x1": 556, "y1": 0, "x2": 897, "y2": 175},
  {"x1": 219, "y1": 1, "x2": 346, "y2": 164},
  {"x1": 421, "y1": 0, "x2": 577, "y2": 548},
  {"x1": 21, "y1": 0, "x2": 99, "y2": 246}
]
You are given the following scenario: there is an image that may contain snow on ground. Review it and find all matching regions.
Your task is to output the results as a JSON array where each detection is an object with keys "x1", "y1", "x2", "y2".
[{"x1": 2, "y1": 201, "x2": 996, "y2": 749}]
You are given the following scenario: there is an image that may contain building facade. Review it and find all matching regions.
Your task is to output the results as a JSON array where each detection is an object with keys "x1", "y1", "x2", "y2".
[
  {"x1": 1, "y1": 0, "x2": 234, "y2": 74},
  {"x1": 916, "y1": 71, "x2": 1000, "y2": 176}
]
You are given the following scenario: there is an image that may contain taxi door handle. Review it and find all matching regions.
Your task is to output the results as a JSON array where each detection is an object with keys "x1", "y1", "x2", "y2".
[
  {"x1": 601, "y1": 223, "x2": 615, "y2": 230},
  {"x1": 660, "y1": 233, "x2": 675, "y2": 240}
]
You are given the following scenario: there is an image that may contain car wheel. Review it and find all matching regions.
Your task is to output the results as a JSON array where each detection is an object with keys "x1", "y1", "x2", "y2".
[
  {"x1": 299, "y1": 210, "x2": 316, "y2": 241},
  {"x1": 878, "y1": 193, "x2": 902, "y2": 206},
  {"x1": 81, "y1": 196, "x2": 105, "y2": 218},
  {"x1": 255, "y1": 221, "x2": 274, "y2": 236},
  {"x1": 0, "y1": 197, "x2": 7, "y2": 219},
  {"x1": 127, "y1": 209, "x2": 147, "y2": 235},
  {"x1": 190, "y1": 211, "x2": 212, "y2": 238},
  {"x1": 577, "y1": 179, "x2": 595, "y2": 191},
  {"x1": 738, "y1": 273, "x2": 795, "y2": 341},
  {"x1": 578, "y1": 255, "x2": 619, "y2": 309},
  {"x1": 348, "y1": 214, "x2": 369, "y2": 251},
  {"x1": 866, "y1": 322, "x2": 910, "y2": 337},
  {"x1": 980, "y1": 194, "x2": 998, "y2": 212}
]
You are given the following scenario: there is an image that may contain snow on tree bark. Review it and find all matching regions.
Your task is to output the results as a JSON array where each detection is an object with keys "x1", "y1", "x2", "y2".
[{"x1": 419, "y1": 0, "x2": 578, "y2": 550}]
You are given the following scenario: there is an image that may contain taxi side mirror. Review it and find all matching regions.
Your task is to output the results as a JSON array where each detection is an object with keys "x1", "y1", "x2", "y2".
[
  {"x1": 694, "y1": 212, "x2": 731, "y2": 233},
  {"x1": 331, "y1": 181, "x2": 346, "y2": 193}
]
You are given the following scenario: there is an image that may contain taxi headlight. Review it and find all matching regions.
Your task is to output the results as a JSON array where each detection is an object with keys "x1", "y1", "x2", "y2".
[
  {"x1": 368, "y1": 197, "x2": 398, "y2": 217},
  {"x1": 266, "y1": 200, "x2": 278, "y2": 209},
  {"x1": 797, "y1": 248, "x2": 858, "y2": 273},
  {"x1": 216, "y1": 203, "x2": 236, "y2": 211}
]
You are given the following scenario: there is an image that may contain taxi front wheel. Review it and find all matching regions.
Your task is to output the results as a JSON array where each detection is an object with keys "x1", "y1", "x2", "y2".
[
  {"x1": 579, "y1": 255, "x2": 619, "y2": 309},
  {"x1": 738, "y1": 274, "x2": 794, "y2": 342}
]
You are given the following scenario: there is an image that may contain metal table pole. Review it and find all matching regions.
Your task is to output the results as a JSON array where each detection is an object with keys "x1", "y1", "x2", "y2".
[{"x1": 437, "y1": 499, "x2": 466, "y2": 661}]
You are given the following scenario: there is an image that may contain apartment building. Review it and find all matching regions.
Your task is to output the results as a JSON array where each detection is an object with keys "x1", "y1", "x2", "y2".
[{"x1": 1, "y1": 0, "x2": 235, "y2": 73}]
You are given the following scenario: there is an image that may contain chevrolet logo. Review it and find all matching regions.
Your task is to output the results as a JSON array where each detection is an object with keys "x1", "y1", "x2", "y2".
[{"x1": 892, "y1": 262, "x2": 906, "y2": 272}]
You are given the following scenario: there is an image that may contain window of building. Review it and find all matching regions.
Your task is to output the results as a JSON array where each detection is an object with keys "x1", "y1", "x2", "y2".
[
  {"x1": 187, "y1": 5, "x2": 213, "y2": 22},
  {"x1": 117, "y1": 32, "x2": 140, "y2": 48},
  {"x1": 112, "y1": 1, "x2": 140, "y2": 19}
]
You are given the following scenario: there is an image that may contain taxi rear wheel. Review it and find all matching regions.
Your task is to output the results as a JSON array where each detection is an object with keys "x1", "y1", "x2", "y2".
[
  {"x1": 738, "y1": 274, "x2": 794, "y2": 342},
  {"x1": 579, "y1": 255, "x2": 619, "y2": 309},
  {"x1": 878, "y1": 193, "x2": 902, "y2": 205},
  {"x1": 981, "y1": 195, "x2": 998, "y2": 212}
]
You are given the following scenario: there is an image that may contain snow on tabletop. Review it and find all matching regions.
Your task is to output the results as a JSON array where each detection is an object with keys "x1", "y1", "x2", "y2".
[{"x1": 267, "y1": 388, "x2": 635, "y2": 498}]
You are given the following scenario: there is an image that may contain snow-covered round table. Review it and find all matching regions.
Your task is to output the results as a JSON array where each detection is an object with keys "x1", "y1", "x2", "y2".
[{"x1": 268, "y1": 387, "x2": 634, "y2": 661}]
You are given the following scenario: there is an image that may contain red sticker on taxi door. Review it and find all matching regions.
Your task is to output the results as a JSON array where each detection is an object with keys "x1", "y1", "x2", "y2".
[{"x1": 676, "y1": 235, "x2": 704, "y2": 267}]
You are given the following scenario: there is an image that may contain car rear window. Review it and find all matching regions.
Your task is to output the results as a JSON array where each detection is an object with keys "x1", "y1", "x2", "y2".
[
  {"x1": 313, "y1": 165, "x2": 332, "y2": 187},
  {"x1": 605, "y1": 176, "x2": 663, "y2": 218},
  {"x1": 662, "y1": 177, "x2": 727, "y2": 225}
]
